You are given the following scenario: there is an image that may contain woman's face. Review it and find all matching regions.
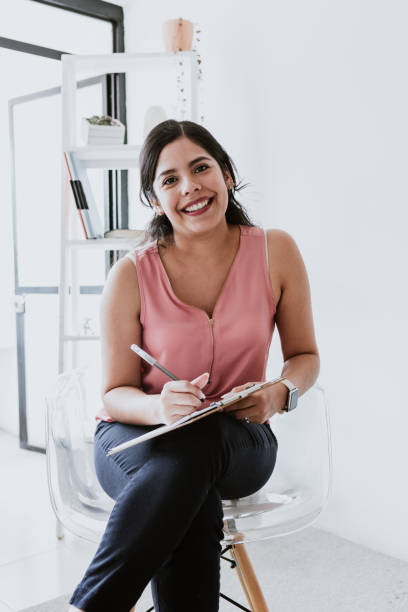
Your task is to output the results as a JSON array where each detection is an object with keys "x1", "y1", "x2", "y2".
[{"x1": 151, "y1": 136, "x2": 232, "y2": 236}]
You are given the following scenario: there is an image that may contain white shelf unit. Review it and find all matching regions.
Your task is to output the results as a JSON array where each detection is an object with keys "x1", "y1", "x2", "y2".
[
  {"x1": 69, "y1": 145, "x2": 142, "y2": 169},
  {"x1": 59, "y1": 51, "x2": 199, "y2": 372}
]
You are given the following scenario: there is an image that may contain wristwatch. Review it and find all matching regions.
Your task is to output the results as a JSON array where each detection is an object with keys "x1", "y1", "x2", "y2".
[{"x1": 280, "y1": 379, "x2": 299, "y2": 412}]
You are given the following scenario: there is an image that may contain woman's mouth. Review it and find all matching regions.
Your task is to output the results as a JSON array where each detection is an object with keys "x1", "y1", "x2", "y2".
[{"x1": 182, "y1": 197, "x2": 213, "y2": 216}]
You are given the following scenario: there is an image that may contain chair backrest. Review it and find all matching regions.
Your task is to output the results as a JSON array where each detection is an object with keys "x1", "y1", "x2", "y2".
[
  {"x1": 222, "y1": 384, "x2": 332, "y2": 543},
  {"x1": 46, "y1": 370, "x2": 332, "y2": 544},
  {"x1": 270, "y1": 384, "x2": 331, "y2": 496},
  {"x1": 45, "y1": 369, "x2": 114, "y2": 542}
]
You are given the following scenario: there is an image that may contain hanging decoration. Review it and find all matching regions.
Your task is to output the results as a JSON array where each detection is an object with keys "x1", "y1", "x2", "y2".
[
  {"x1": 192, "y1": 22, "x2": 204, "y2": 125},
  {"x1": 162, "y1": 18, "x2": 204, "y2": 125}
]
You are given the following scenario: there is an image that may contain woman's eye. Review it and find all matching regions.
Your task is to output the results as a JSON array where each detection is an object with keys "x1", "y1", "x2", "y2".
[
  {"x1": 162, "y1": 164, "x2": 209, "y2": 187},
  {"x1": 194, "y1": 164, "x2": 209, "y2": 173}
]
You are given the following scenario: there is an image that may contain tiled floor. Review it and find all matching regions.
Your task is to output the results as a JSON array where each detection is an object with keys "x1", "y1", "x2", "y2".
[
  {"x1": 1, "y1": 428, "x2": 408, "y2": 612},
  {"x1": 0, "y1": 430, "x2": 100, "y2": 611}
]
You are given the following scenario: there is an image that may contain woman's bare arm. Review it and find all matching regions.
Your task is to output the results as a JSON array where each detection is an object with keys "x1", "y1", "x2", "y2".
[
  {"x1": 100, "y1": 256, "x2": 205, "y2": 425},
  {"x1": 268, "y1": 229, "x2": 320, "y2": 397},
  {"x1": 100, "y1": 256, "x2": 162, "y2": 424}
]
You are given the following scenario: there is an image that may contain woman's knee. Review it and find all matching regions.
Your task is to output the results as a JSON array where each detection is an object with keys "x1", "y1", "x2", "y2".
[{"x1": 149, "y1": 414, "x2": 229, "y2": 468}]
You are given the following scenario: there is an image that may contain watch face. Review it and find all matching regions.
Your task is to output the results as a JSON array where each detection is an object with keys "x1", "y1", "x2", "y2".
[{"x1": 288, "y1": 388, "x2": 299, "y2": 411}]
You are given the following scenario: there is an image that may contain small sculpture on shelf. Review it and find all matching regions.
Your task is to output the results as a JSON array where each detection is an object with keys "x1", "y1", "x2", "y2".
[
  {"x1": 143, "y1": 106, "x2": 167, "y2": 138},
  {"x1": 81, "y1": 317, "x2": 96, "y2": 337}
]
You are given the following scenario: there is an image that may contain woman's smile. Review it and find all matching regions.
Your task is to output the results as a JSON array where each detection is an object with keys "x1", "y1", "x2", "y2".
[{"x1": 182, "y1": 197, "x2": 214, "y2": 216}]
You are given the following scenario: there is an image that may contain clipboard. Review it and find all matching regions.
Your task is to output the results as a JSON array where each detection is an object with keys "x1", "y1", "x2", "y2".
[{"x1": 106, "y1": 376, "x2": 284, "y2": 456}]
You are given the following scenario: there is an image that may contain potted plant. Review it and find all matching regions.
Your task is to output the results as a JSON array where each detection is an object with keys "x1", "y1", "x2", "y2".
[{"x1": 82, "y1": 115, "x2": 125, "y2": 145}]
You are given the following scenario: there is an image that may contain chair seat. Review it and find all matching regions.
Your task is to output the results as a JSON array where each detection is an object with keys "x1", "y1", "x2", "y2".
[
  {"x1": 222, "y1": 491, "x2": 295, "y2": 520},
  {"x1": 46, "y1": 371, "x2": 331, "y2": 548}
]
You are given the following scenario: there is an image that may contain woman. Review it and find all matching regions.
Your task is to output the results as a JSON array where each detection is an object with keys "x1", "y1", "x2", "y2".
[{"x1": 69, "y1": 120, "x2": 320, "y2": 612}]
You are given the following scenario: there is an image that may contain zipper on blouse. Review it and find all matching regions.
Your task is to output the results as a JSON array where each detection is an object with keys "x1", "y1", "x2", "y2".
[{"x1": 208, "y1": 316, "x2": 215, "y2": 383}]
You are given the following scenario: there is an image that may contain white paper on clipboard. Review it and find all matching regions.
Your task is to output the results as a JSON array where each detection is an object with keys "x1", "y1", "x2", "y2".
[{"x1": 106, "y1": 376, "x2": 284, "y2": 456}]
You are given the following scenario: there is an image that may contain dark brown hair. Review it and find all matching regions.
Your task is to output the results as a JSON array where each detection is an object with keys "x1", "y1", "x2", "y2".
[{"x1": 139, "y1": 120, "x2": 254, "y2": 242}]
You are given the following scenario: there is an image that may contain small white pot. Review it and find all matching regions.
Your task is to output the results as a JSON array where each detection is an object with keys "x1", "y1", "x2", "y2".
[{"x1": 82, "y1": 118, "x2": 125, "y2": 145}]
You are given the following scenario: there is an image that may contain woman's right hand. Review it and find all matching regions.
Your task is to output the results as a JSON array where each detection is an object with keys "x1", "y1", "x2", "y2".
[{"x1": 158, "y1": 372, "x2": 210, "y2": 425}]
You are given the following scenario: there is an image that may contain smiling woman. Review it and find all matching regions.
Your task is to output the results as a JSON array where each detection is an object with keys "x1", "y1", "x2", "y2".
[
  {"x1": 139, "y1": 120, "x2": 254, "y2": 243},
  {"x1": 69, "y1": 119, "x2": 320, "y2": 612}
]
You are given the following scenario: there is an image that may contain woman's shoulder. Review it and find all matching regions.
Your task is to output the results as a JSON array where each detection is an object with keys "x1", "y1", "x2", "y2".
[
  {"x1": 265, "y1": 227, "x2": 293, "y2": 240},
  {"x1": 103, "y1": 237, "x2": 161, "y2": 303},
  {"x1": 102, "y1": 254, "x2": 141, "y2": 311},
  {"x1": 265, "y1": 228, "x2": 308, "y2": 292},
  {"x1": 265, "y1": 228, "x2": 299, "y2": 256},
  {"x1": 125, "y1": 238, "x2": 158, "y2": 265},
  {"x1": 242, "y1": 225, "x2": 295, "y2": 245}
]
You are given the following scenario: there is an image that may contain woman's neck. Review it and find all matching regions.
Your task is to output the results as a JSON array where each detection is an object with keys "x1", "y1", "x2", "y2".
[{"x1": 164, "y1": 223, "x2": 239, "y2": 261}]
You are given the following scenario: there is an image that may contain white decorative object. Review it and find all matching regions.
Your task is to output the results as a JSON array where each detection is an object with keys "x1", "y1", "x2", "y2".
[
  {"x1": 143, "y1": 106, "x2": 167, "y2": 138},
  {"x1": 81, "y1": 117, "x2": 125, "y2": 146}
]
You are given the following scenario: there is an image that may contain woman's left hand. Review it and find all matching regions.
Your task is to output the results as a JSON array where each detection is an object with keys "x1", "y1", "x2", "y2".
[{"x1": 221, "y1": 381, "x2": 288, "y2": 424}]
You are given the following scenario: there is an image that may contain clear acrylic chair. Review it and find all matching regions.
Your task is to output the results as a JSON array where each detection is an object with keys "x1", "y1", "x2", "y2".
[{"x1": 45, "y1": 369, "x2": 331, "y2": 612}]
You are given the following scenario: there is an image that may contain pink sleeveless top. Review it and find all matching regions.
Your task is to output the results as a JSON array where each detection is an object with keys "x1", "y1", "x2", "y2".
[{"x1": 96, "y1": 225, "x2": 277, "y2": 421}]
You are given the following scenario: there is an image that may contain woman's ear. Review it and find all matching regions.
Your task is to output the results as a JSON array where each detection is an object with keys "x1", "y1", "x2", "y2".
[
  {"x1": 224, "y1": 171, "x2": 234, "y2": 190},
  {"x1": 149, "y1": 196, "x2": 165, "y2": 215}
]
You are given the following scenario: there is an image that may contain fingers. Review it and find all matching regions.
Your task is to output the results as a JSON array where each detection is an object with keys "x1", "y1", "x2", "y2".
[
  {"x1": 171, "y1": 404, "x2": 201, "y2": 416},
  {"x1": 191, "y1": 372, "x2": 210, "y2": 389},
  {"x1": 159, "y1": 378, "x2": 208, "y2": 425},
  {"x1": 221, "y1": 382, "x2": 256, "y2": 399},
  {"x1": 230, "y1": 408, "x2": 264, "y2": 424},
  {"x1": 170, "y1": 392, "x2": 204, "y2": 408},
  {"x1": 224, "y1": 392, "x2": 266, "y2": 423},
  {"x1": 222, "y1": 396, "x2": 256, "y2": 413},
  {"x1": 163, "y1": 380, "x2": 206, "y2": 403}
]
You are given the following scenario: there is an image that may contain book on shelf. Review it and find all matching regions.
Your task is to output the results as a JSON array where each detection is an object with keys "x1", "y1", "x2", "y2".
[
  {"x1": 63, "y1": 151, "x2": 104, "y2": 239},
  {"x1": 103, "y1": 229, "x2": 146, "y2": 242}
]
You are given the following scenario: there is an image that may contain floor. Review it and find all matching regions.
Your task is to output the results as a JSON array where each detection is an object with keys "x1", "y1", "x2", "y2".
[{"x1": 1, "y1": 428, "x2": 408, "y2": 612}]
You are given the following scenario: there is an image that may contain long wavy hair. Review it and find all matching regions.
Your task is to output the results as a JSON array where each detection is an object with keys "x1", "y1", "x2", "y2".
[{"x1": 139, "y1": 120, "x2": 255, "y2": 243}]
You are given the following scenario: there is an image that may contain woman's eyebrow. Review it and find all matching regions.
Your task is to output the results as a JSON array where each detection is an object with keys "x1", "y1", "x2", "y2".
[{"x1": 157, "y1": 156, "x2": 212, "y2": 180}]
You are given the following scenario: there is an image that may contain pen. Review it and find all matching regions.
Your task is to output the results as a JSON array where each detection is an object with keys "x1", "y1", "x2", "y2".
[{"x1": 130, "y1": 344, "x2": 179, "y2": 381}]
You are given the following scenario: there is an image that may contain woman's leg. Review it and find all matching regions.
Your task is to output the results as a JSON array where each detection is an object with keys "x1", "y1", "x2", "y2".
[
  {"x1": 150, "y1": 486, "x2": 224, "y2": 612},
  {"x1": 70, "y1": 418, "x2": 228, "y2": 611},
  {"x1": 149, "y1": 415, "x2": 277, "y2": 611},
  {"x1": 69, "y1": 414, "x2": 277, "y2": 612}
]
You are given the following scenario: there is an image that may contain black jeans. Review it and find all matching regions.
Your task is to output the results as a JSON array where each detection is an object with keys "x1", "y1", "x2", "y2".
[{"x1": 69, "y1": 412, "x2": 278, "y2": 612}]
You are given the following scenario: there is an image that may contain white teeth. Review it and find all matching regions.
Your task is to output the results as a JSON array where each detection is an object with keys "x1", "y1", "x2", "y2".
[{"x1": 184, "y1": 198, "x2": 211, "y2": 213}]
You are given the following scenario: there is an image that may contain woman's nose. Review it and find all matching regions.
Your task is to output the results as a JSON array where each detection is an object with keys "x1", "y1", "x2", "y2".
[{"x1": 180, "y1": 175, "x2": 200, "y2": 195}]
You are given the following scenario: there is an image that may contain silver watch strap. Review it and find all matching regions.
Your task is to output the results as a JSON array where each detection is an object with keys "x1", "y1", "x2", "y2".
[{"x1": 280, "y1": 378, "x2": 296, "y2": 391}]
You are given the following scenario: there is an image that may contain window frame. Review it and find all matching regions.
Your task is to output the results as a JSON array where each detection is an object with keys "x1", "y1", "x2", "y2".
[{"x1": 3, "y1": 0, "x2": 126, "y2": 454}]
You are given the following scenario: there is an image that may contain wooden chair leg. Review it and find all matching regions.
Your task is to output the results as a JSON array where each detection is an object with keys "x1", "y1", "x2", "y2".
[{"x1": 229, "y1": 543, "x2": 269, "y2": 612}]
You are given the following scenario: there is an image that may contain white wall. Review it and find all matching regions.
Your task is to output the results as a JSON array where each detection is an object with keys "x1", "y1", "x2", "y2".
[
  {"x1": 122, "y1": 0, "x2": 408, "y2": 561},
  {"x1": 0, "y1": 2, "x2": 114, "y2": 439}
]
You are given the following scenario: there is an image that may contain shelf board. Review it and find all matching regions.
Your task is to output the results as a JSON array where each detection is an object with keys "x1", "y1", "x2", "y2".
[
  {"x1": 67, "y1": 237, "x2": 144, "y2": 250},
  {"x1": 62, "y1": 51, "x2": 195, "y2": 74},
  {"x1": 69, "y1": 145, "x2": 141, "y2": 169},
  {"x1": 64, "y1": 335, "x2": 100, "y2": 341}
]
